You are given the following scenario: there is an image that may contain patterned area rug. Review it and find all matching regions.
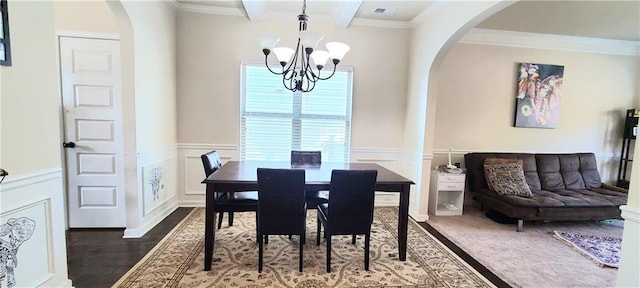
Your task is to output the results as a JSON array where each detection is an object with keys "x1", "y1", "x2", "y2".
[
  {"x1": 551, "y1": 231, "x2": 621, "y2": 268},
  {"x1": 113, "y1": 207, "x2": 495, "y2": 288}
]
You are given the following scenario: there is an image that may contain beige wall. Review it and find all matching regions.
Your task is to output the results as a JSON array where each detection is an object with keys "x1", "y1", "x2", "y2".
[
  {"x1": 176, "y1": 12, "x2": 410, "y2": 149},
  {"x1": 404, "y1": 1, "x2": 507, "y2": 220},
  {"x1": 0, "y1": 2, "x2": 72, "y2": 287},
  {"x1": 1, "y1": 1, "x2": 61, "y2": 175},
  {"x1": 434, "y1": 43, "x2": 638, "y2": 183},
  {"x1": 122, "y1": 1, "x2": 177, "y2": 151},
  {"x1": 54, "y1": 0, "x2": 118, "y2": 35}
]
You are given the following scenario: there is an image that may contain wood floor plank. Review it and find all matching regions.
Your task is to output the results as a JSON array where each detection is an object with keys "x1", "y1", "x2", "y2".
[{"x1": 66, "y1": 207, "x2": 193, "y2": 288}]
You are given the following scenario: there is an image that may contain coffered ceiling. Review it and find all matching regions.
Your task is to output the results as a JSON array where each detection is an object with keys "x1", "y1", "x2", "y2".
[{"x1": 176, "y1": 0, "x2": 640, "y2": 42}]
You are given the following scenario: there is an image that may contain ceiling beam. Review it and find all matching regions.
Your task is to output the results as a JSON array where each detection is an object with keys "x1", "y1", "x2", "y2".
[
  {"x1": 333, "y1": 0, "x2": 363, "y2": 28},
  {"x1": 241, "y1": 0, "x2": 266, "y2": 21}
]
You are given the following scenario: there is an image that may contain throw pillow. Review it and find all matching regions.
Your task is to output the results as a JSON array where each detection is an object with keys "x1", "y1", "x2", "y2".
[
  {"x1": 483, "y1": 161, "x2": 533, "y2": 198},
  {"x1": 483, "y1": 158, "x2": 523, "y2": 191}
]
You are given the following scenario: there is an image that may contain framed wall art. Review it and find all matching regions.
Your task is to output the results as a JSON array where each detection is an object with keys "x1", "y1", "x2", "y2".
[
  {"x1": 514, "y1": 63, "x2": 564, "y2": 128},
  {"x1": 1, "y1": 0, "x2": 11, "y2": 66}
]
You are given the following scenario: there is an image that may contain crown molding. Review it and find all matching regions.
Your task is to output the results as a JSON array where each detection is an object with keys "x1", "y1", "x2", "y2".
[
  {"x1": 176, "y1": 2, "x2": 411, "y2": 29},
  {"x1": 461, "y1": 28, "x2": 640, "y2": 56}
]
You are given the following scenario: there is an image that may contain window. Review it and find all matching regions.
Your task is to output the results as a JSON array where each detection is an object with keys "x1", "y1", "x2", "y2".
[{"x1": 240, "y1": 62, "x2": 353, "y2": 162}]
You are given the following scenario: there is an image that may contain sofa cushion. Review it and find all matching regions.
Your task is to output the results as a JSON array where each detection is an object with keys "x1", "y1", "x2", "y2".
[
  {"x1": 483, "y1": 158, "x2": 523, "y2": 191},
  {"x1": 578, "y1": 153, "x2": 603, "y2": 188},
  {"x1": 465, "y1": 153, "x2": 541, "y2": 193},
  {"x1": 536, "y1": 153, "x2": 603, "y2": 191},
  {"x1": 483, "y1": 161, "x2": 533, "y2": 197}
]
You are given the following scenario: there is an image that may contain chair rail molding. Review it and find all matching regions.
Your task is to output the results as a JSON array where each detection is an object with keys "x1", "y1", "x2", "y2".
[{"x1": 0, "y1": 168, "x2": 61, "y2": 193}]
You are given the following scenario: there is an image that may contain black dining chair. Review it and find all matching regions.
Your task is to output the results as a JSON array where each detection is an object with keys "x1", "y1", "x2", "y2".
[
  {"x1": 291, "y1": 150, "x2": 329, "y2": 208},
  {"x1": 201, "y1": 150, "x2": 258, "y2": 229},
  {"x1": 316, "y1": 169, "x2": 377, "y2": 272},
  {"x1": 256, "y1": 168, "x2": 307, "y2": 273}
]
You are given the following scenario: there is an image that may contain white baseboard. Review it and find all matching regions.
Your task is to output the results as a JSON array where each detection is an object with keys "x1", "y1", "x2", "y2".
[{"x1": 123, "y1": 202, "x2": 179, "y2": 238}]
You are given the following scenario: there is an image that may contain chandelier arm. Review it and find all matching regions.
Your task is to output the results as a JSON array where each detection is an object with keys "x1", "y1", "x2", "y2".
[
  {"x1": 282, "y1": 75, "x2": 294, "y2": 92},
  {"x1": 283, "y1": 68, "x2": 297, "y2": 82},
  {"x1": 264, "y1": 55, "x2": 288, "y2": 75},
  {"x1": 305, "y1": 76, "x2": 316, "y2": 92},
  {"x1": 302, "y1": 66, "x2": 319, "y2": 84},
  {"x1": 316, "y1": 64, "x2": 338, "y2": 81}
]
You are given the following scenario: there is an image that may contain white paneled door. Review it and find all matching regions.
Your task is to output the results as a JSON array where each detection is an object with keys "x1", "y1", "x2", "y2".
[{"x1": 60, "y1": 37, "x2": 126, "y2": 227}]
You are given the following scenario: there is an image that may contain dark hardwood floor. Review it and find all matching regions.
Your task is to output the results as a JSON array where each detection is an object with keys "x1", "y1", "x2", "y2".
[{"x1": 66, "y1": 207, "x2": 193, "y2": 288}]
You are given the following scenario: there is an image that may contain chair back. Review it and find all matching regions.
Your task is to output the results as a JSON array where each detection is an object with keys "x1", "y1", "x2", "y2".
[
  {"x1": 291, "y1": 150, "x2": 321, "y2": 166},
  {"x1": 327, "y1": 169, "x2": 377, "y2": 235},
  {"x1": 257, "y1": 168, "x2": 307, "y2": 235},
  {"x1": 201, "y1": 150, "x2": 223, "y2": 177}
]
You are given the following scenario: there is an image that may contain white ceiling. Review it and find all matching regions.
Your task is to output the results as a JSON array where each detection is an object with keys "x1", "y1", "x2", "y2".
[{"x1": 176, "y1": 0, "x2": 640, "y2": 42}]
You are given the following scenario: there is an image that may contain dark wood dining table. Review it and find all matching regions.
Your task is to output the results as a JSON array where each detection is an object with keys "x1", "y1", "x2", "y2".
[{"x1": 201, "y1": 161, "x2": 415, "y2": 271}]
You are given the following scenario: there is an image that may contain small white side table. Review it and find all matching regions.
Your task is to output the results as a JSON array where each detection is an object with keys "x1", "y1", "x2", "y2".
[{"x1": 428, "y1": 170, "x2": 466, "y2": 216}]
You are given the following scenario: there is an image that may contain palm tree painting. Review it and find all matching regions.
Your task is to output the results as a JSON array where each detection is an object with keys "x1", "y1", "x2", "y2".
[{"x1": 514, "y1": 63, "x2": 564, "y2": 128}]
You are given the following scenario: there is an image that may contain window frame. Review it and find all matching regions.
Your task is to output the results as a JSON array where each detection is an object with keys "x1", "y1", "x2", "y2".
[{"x1": 239, "y1": 60, "x2": 354, "y2": 162}]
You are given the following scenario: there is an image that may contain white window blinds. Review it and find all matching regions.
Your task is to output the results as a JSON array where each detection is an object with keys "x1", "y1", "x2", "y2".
[{"x1": 240, "y1": 63, "x2": 353, "y2": 162}]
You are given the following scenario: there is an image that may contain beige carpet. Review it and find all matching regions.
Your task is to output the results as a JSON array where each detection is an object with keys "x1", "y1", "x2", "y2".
[
  {"x1": 113, "y1": 207, "x2": 495, "y2": 287},
  {"x1": 427, "y1": 205, "x2": 623, "y2": 288}
]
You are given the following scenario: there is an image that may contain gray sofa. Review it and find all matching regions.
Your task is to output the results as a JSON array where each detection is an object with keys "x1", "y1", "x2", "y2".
[{"x1": 464, "y1": 152, "x2": 628, "y2": 231}]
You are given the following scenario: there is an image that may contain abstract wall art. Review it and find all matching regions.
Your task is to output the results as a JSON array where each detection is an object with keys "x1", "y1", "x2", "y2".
[{"x1": 514, "y1": 63, "x2": 564, "y2": 128}]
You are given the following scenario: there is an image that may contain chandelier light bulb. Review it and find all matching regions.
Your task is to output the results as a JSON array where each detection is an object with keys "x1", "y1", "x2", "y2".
[
  {"x1": 273, "y1": 47, "x2": 295, "y2": 65},
  {"x1": 326, "y1": 42, "x2": 350, "y2": 61},
  {"x1": 309, "y1": 50, "x2": 330, "y2": 69},
  {"x1": 260, "y1": 36, "x2": 280, "y2": 55},
  {"x1": 299, "y1": 31, "x2": 323, "y2": 52}
]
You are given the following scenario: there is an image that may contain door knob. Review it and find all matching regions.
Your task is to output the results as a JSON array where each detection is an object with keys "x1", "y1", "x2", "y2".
[{"x1": 63, "y1": 142, "x2": 76, "y2": 148}]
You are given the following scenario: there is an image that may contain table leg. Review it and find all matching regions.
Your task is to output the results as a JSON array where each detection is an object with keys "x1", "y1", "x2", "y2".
[
  {"x1": 398, "y1": 184, "x2": 410, "y2": 261},
  {"x1": 204, "y1": 183, "x2": 216, "y2": 271}
]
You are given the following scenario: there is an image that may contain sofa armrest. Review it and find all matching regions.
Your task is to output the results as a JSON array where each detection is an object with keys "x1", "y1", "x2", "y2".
[{"x1": 601, "y1": 183, "x2": 628, "y2": 193}]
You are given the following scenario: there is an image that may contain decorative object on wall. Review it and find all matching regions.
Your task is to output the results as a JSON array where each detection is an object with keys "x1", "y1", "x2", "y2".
[
  {"x1": 0, "y1": 217, "x2": 36, "y2": 288},
  {"x1": 147, "y1": 167, "x2": 164, "y2": 201},
  {"x1": 0, "y1": 0, "x2": 11, "y2": 66},
  {"x1": 0, "y1": 168, "x2": 7, "y2": 183},
  {"x1": 514, "y1": 63, "x2": 564, "y2": 128},
  {"x1": 260, "y1": 0, "x2": 350, "y2": 93}
]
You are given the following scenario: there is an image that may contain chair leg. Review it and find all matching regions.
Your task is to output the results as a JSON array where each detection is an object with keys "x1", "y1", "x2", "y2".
[
  {"x1": 228, "y1": 212, "x2": 234, "y2": 226},
  {"x1": 364, "y1": 233, "x2": 370, "y2": 271},
  {"x1": 326, "y1": 235, "x2": 332, "y2": 273},
  {"x1": 258, "y1": 234, "x2": 264, "y2": 273},
  {"x1": 217, "y1": 212, "x2": 224, "y2": 229},
  {"x1": 351, "y1": 234, "x2": 356, "y2": 244},
  {"x1": 299, "y1": 234, "x2": 304, "y2": 272},
  {"x1": 316, "y1": 217, "x2": 321, "y2": 246}
]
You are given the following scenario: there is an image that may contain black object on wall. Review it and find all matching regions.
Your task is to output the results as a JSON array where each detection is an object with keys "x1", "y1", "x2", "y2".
[{"x1": 1, "y1": 0, "x2": 11, "y2": 66}]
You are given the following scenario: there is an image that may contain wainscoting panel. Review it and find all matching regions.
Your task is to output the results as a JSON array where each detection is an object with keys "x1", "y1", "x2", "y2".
[
  {"x1": 0, "y1": 169, "x2": 72, "y2": 287},
  {"x1": 124, "y1": 146, "x2": 179, "y2": 238}
]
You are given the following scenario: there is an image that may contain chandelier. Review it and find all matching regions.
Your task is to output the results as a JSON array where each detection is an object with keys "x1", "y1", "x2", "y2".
[{"x1": 260, "y1": 0, "x2": 350, "y2": 93}]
